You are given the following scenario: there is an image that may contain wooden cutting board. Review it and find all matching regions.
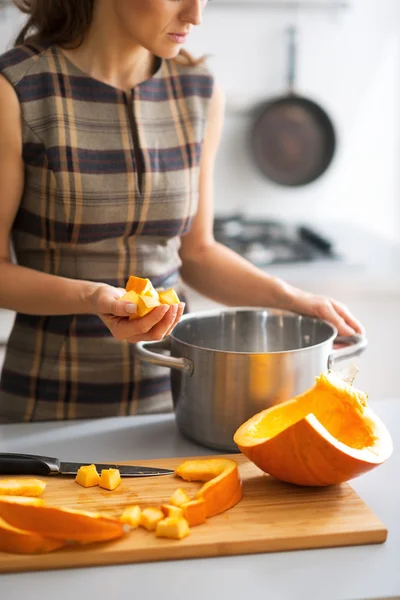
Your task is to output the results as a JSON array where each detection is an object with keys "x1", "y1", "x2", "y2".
[{"x1": 0, "y1": 454, "x2": 387, "y2": 574}]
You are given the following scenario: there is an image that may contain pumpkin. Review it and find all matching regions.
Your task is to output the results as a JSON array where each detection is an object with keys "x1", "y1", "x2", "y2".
[
  {"x1": 0, "y1": 517, "x2": 66, "y2": 555},
  {"x1": 120, "y1": 505, "x2": 142, "y2": 528},
  {"x1": 0, "y1": 496, "x2": 126, "y2": 542},
  {"x1": 175, "y1": 458, "x2": 242, "y2": 518},
  {"x1": 140, "y1": 507, "x2": 164, "y2": 531},
  {"x1": 156, "y1": 517, "x2": 190, "y2": 540},
  {"x1": 99, "y1": 468, "x2": 121, "y2": 491},
  {"x1": 75, "y1": 464, "x2": 100, "y2": 488},
  {"x1": 233, "y1": 371, "x2": 393, "y2": 487},
  {"x1": 120, "y1": 275, "x2": 180, "y2": 320},
  {"x1": 0, "y1": 478, "x2": 46, "y2": 497}
]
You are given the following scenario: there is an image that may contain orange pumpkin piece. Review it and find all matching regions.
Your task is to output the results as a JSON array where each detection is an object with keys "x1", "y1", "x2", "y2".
[
  {"x1": 120, "y1": 505, "x2": 142, "y2": 528},
  {"x1": 158, "y1": 289, "x2": 180, "y2": 305},
  {"x1": 180, "y1": 499, "x2": 207, "y2": 527},
  {"x1": 160, "y1": 503, "x2": 184, "y2": 519},
  {"x1": 75, "y1": 464, "x2": 100, "y2": 488},
  {"x1": 0, "y1": 478, "x2": 46, "y2": 497},
  {"x1": 168, "y1": 487, "x2": 191, "y2": 507},
  {"x1": 156, "y1": 517, "x2": 190, "y2": 540},
  {"x1": 175, "y1": 458, "x2": 242, "y2": 518},
  {"x1": 99, "y1": 468, "x2": 121, "y2": 491},
  {"x1": 0, "y1": 496, "x2": 126, "y2": 542},
  {"x1": 136, "y1": 294, "x2": 161, "y2": 318},
  {"x1": 234, "y1": 371, "x2": 394, "y2": 487},
  {"x1": 126, "y1": 276, "x2": 154, "y2": 296},
  {"x1": 140, "y1": 507, "x2": 164, "y2": 531},
  {"x1": 0, "y1": 517, "x2": 66, "y2": 555}
]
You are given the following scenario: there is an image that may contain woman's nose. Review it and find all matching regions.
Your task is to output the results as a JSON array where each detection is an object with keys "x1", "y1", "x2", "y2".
[{"x1": 181, "y1": 0, "x2": 204, "y2": 26}]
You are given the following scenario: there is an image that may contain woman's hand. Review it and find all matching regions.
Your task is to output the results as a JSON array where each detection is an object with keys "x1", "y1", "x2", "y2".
[
  {"x1": 283, "y1": 285, "x2": 365, "y2": 337},
  {"x1": 89, "y1": 284, "x2": 185, "y2": 342}
]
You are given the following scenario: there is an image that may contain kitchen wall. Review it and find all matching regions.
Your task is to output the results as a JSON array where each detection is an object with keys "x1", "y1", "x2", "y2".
[{"x1": 1, "y1": 0, "x2": 399, "y2": 241}]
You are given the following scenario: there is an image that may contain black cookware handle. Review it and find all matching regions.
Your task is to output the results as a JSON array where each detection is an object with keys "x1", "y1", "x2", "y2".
[{"x1": 0, "y1": 453, "x2": 61, "y2": 475}]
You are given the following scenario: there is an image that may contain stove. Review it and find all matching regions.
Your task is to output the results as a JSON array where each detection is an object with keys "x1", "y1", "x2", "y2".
[{"x1": 213, "y1": 214, "x2": 341, "y2": 267}]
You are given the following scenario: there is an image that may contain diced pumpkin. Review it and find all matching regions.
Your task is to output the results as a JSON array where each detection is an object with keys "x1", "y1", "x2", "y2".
[
  {"x1": 126, "y1": 276, "x2": 154, "y2": 295},
  {"x1": 136, "y1": 294, "x2": 161, "y2": 318},
  {"x1": 181, "y1": 499, "x2": 207, "y2": 527},
  {"x1": 140, "y1": 507, "x2": 164, "y2": 531},
  {"x1": 99, "y1": 468, "x2": 121, "y2": 491},
  {"x1": 0, "y1": 516, "x2": 66, "y2": 555},
  {"x1": 75, "y1": 464, "x2": 100, "y2": 488},
  {"x1": 158, "y1": 288, "x2": 180, "y2": 305},
  {"x1": 120, "y1": 505, "x2": 142, "y2": 528},
  {"x1": 156, "y1": 517, "x2": 190, "y2": 540},
  {"x1": 168, "y1": 487, "x2": 191, "y2": 507},
  {"x1": 0, "y1": 478, "x2": 46, "y2": 497},
  {"x1": 160, "y1": 503, "x2": 184, "y2": 519},
  {"x1": 233, "y1": 371, "x2": 394, "y2": 487},
  {"x1": 175, "y1": 459, "x2": 242, "y2": 518},
  {"x1": 0, "y1": 496, "x2": 126, "y2": 542}
]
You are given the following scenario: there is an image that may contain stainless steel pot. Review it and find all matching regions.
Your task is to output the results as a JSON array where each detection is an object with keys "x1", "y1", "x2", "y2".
[{"x1": 135, "y1": 307, "x2": 367, "y2": 453}]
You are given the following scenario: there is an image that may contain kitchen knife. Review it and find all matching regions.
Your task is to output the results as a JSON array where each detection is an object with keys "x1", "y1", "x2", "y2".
[{"x1": 0, "y1": 453, "x2": 175, "y2": 477}]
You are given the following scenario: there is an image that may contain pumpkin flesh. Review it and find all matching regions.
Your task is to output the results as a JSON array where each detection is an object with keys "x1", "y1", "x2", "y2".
[{"x1": 234, "y1": 372, "x2": 393, "y2": 486}]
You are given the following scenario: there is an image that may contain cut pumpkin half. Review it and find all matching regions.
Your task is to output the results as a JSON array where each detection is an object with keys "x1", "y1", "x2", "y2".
[{"x1": 234, "y1": 372, "x2": 393, "y2": 487}]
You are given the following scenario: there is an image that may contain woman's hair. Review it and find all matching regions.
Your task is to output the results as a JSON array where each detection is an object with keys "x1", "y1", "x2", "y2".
[{"x1": 12, "y1": 0, "x2": 204, "y2": 65}]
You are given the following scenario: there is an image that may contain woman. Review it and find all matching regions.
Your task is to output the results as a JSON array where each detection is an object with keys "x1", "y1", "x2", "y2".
[{"x1": 0, "y1": 0, "x2": 363, "y2": 423}]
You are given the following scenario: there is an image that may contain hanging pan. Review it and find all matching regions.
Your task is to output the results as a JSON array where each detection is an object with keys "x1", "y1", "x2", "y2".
[{"x1": 250, "y1": 26, "x2": 336, "y2": 187}]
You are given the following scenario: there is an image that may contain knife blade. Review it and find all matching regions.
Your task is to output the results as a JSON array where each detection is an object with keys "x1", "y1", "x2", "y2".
[{"x1": 0, "y1": 453, "x2": 175, "y2": 477}]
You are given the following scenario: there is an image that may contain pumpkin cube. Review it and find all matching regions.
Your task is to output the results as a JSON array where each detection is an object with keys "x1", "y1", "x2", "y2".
[
  {"x1": 99, "y1": 468, "x2": 121, "y2": 491},
  {"x1": 158, "y1": 289, "x2": 180, "y2": 305},
  {"x1": 75, "y1": 464, "x2": 100, "y2": 488},
  {"x1": 181, "y1": 499, "x2": 207, "y2": 527},
  {"x1": 160, "y1": 503, "x2": 184, "y2": 519},
  {"x1": 120, "y1": 505, "x2": 142, "y2": 528},
  {"x1": 137, "y1": 294, "x2": 161, "y2": 318},
  {"x1": 126, "y1": 276, "x2": 154, "y2": 296},
  {"x1": 156, "y1": 517, "x2": 190, "y2": 540},
  {"x1": 140, "y1": 507, "x2": 164, "y2": 531},
  {"x1": 169, "y1": 487, "x2": 191, "y2": 507}
]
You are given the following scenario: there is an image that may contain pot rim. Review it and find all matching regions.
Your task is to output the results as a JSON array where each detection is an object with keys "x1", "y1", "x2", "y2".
[{"x1": 170, "y1": 306, "x2": 338, "y2": 355}]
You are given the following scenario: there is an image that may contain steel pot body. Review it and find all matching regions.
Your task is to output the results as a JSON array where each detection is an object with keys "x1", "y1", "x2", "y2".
[{"x1": 135, "y1": 308, "x2": 367, "y2": 452}]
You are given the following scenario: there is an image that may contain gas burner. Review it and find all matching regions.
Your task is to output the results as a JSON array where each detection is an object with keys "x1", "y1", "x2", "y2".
[{"x1": 213, "y1": 214, "x2": 340, "y2": 266}]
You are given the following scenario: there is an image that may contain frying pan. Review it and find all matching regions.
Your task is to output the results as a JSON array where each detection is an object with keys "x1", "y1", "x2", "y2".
[{"x1": 250, "y1": 26, "x2": 336, "y2": 187}]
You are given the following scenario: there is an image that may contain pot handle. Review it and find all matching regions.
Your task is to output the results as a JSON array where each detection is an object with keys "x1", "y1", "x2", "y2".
[
  {"x1": 135, "y1": 338, "x2": 194, "y2": 376},
  {"x1": 327, "y1": 334, "x2": 368, "y2": 370}
]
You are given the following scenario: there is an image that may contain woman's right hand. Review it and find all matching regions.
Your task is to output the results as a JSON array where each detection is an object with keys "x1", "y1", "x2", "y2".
[{"x1": 89, "y1": 283, "x2": 185, "y2": 343}]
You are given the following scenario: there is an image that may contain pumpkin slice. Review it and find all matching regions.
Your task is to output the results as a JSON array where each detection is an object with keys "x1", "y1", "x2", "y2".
[
  {"x1": 180, "y1": 499, "x2": 207, "y2": 527},
  {"x1": 0, "y1": 496, "x2": 126, "y2": 542},
  {"x1": 175, "y1": 458, "x2": 242, "y2": 518},
  {"x1": 75, "y1": 464, "x2": 100, "y2": 488},
  {"x1": 156, "y1": 517, "x2": 190, "y2": 540},
  {"x1": 0, "y1": 478, "x2": 46, "y2": 497},
  {"x1": 0, "y1": 517, "x2": 66, "y2": 555},
  {"x1": 234, "y1": 371, "x2": 393, "y2": 487}
]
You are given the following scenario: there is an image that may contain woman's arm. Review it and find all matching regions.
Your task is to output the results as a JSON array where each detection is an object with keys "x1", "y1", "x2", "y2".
[
  {"x1": 179, "y1": 82, "x2": 364, "y2": 337},
  {"x1": 0, "y1": 75, "x2": 183, "y2": 340}
]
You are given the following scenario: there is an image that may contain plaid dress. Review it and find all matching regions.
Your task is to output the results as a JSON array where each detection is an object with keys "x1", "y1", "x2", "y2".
[{"x1": 0, "y1": 44, "x2": 214, "y2": 423}]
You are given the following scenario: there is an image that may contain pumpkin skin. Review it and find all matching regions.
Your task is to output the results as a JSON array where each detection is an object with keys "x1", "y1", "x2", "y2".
[
  {"x1": 233, "y1": 372, "x2": 393, "y2": 487},
  {"x1": 0, "y1": 517, "x2": 66, "y2": 555},
  {"x1": 175, "y1": 458, "x2": 242, "y2": 517},
  {"x1": 0, "y1": 496, "x2": 126, "y2": 542}
]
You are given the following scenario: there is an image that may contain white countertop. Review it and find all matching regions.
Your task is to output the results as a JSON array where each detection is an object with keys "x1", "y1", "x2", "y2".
[{"x1": 0, "y1": 398, "x2": 399, "y2": 600}]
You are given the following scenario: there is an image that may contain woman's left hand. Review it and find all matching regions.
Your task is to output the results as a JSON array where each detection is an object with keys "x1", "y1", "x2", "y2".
[{"x1": 284, "y1": 286, "x2": 365, "y2": 336}]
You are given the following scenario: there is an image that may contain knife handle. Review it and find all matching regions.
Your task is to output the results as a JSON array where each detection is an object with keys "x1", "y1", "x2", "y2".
[{"x1": 0, "y1": 453, "x2": 61, "y2": 475}]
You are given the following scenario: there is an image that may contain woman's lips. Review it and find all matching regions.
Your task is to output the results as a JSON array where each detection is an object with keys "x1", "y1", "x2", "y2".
[{"x1": 168, "y1": 33, "x2": 188, "y2": 44}]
